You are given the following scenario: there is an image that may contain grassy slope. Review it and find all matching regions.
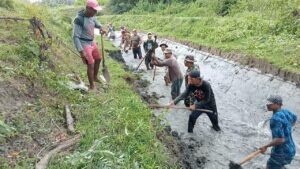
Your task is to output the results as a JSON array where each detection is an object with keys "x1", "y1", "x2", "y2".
[
  {"x1": 0, "y1": 1, "x2": 177, "y2": 168},
  {"x1": 101, "y1": 0, "x2": 300, "y2": 73}
]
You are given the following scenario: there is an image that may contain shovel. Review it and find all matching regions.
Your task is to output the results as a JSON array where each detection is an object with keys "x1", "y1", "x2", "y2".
[
  {"x1": 101, "y1": 34, "x2": 110, "y2": 83},
  {"x1": 149, "y1": 104, "x2": 214, "y2": 114},
  {"x1": 229, "y1": 149, "x2": 262, "y2": 169}
]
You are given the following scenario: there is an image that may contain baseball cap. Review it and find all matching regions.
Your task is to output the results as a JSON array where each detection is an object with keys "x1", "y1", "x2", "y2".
[
  {"x1": 185, "y1": 55, "x2": 196, "y2": 62},
  {"x1": 267, "y1": 95, "x2": 283, "y2": 105},
  {"x1": 189, "y1": 70, "x2": 201, "y2": 79},
  {"x1": 163, "y1": 49, "x2": 172, "y2": 54},
  {"x1": 148, "y1": 32, "x2": 152, "y2": 35},
  {"x1": 87, "y1": 0, "x2": 102, "y2": 11}
]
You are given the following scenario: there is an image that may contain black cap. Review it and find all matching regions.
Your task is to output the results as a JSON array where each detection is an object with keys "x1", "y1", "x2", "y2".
[
  {"x1": 267, "y1": 95, "x2": 283, "y2": 105},
  {"x1": 189, "y1": 70, "x2": 201, "y2": 79},
  {"x1": 159, "y1": 43, "x2": 168, "y2": 48}
]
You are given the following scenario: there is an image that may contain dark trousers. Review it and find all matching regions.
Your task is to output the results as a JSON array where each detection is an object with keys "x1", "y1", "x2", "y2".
[
  {"x1": 188, "y1": 108, "x2": 219, "y2": 132},
  {"x1": 132, "y1": 47, "x2": 142, "y2": 59},
  {"x1": 171, "y1": 78, "x2": 183, "y2": 99},
  {"x1": 145, "y1": 50, "x2": 154, "y2": 69}
]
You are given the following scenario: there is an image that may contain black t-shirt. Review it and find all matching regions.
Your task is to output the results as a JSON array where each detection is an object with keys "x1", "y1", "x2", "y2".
[{"x1": 174, "y1": 80, "x2": 217, "y2": 112}]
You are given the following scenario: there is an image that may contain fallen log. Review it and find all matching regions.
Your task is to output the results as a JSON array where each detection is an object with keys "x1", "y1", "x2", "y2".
[
  {"x1": 64, "y1": 105, "x2": 75, "y2": 134},
  {"x1": 36, "y1": 134, "x2": 80, "y2": 169}
]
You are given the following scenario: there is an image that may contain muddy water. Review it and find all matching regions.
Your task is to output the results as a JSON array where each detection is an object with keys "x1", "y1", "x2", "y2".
[{"x1": 110, "y1": 33, "x2": 300, "y2": 169}]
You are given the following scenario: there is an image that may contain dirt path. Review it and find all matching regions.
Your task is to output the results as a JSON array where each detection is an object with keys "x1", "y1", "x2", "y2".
[{"x1": 110, "y1": 33, "x2": 300, "y2": 169}]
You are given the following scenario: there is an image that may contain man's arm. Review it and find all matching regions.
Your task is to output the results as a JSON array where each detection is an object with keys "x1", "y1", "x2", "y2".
[
  {"x1": 152, "y1": 58, "x2": 170, "y2": 67},
  {"x1": 143, "y1": 41, "x2": 147, "y2": 52},
  {"x1": 260, "y1": 118, "x2": 285, "y2": 153},
  {"x1": 72, "y1": 22, "x2": 83, "y2": 53},
  {"x1": 173, "y1": 87, "x2": 189, "y2": 105},
  {"x1": 138, "y1": 36, "x2": 142, "y2": 47},
  {"x1": 94, "y1": 18, "x2": 102, "y2": 29}
]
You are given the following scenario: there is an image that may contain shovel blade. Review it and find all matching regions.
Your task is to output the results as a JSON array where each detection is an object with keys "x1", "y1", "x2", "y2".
[
  {"x1": 229, "y1": 161, "x2": 243, "y2": 169},
  {"x1": 102, "y1": 66, "x2": 110, "y2": 83}
]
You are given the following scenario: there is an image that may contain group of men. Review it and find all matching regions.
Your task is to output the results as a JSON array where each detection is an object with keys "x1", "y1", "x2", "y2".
[{"x1": 72, "y1": 0, "x2": 298, "y2": 168}]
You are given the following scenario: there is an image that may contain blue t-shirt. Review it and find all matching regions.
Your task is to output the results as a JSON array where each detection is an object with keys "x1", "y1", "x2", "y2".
[{"x1": 270, "y1": 109, "x2": 297, "y2": 162}]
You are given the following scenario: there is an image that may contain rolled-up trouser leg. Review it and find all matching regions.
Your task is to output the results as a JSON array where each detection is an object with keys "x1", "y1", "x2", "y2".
[{"x1": 188, "y1": 110, "x2": 203, "y2": 132}]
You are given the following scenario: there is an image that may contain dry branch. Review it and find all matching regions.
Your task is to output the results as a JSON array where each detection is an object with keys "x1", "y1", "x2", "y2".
[
  {"x1": 36, "y1": 134, "x2": 80, "y2": 169},
  {"x1": 64, "y1": 105, "x2": 75, "y2": 134}
]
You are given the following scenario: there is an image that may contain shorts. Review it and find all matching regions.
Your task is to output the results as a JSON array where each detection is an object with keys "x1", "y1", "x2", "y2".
[
  {"x1": 83, "y1": 42, "x2": 101, "y2": 65},
  {"x1": 267, "y1": 156, "x2": 292, "y2": 169}
]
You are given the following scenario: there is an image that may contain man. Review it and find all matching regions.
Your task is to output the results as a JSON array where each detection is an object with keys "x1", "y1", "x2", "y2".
[
  {"x1": 129, "y1": 29, "x2": 142, "y2": 59},
  {"x1": 107, "y1": 23, "x2": 115, "y2": 40},
  {"x1": 152, "y1": 49, "x2": 183, "y2": 99},
  {"x1": 170, "y1": 70, "x2": 221, "y2": 133},
  {"x1": 143, "y1": 32, "x2": 158, "y2": 70},
  {"x1": 123, "y1": 28, "x2": 131, "y2": 53},
  {"x1": 183, "y1": 55, "x2": 200, "y2": 107},
  {"x1": 259, "y1": 95, "x2": 297, "y2": 169},
  {"x1": 156, "y1": 43, "x2": 171, "y2": 86},
  {"x1": 72, "y1": 0, "x2": 104, "y2": 90}
]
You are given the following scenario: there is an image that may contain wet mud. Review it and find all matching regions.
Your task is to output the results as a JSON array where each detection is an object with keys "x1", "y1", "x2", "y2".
[{"x1": 109, "y1": 33, "x2": 300, "y2": 169}]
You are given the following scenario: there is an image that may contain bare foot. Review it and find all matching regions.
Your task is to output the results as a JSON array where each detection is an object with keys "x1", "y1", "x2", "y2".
[
  {"x1": 88, "y1": 85, "x2": 96, "y2": 91},
  {"x1": 94, "y1": 78, "x2": 101, "y2": 83}
]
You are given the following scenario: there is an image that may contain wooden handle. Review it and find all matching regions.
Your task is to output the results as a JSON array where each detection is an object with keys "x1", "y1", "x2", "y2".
[
  {"x1": 148, "y1": 104, "x2": 214, "y2": 113},
  {"x1": 100, "y1": 34, "x2": 105, "y2": 66},
  {"x1": 239, "y1": 149, "x2": 262, "y2": 165}
]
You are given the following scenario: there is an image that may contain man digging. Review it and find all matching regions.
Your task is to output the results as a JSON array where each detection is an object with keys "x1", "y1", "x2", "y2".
[
  {"x1": 72, "y1": 0, "x2": 104, "y2": 90},
  {"x1": 259, "y1": 95, "x2": 297, "y2": 169},
  {"x1": 170, "y1": 70, "x2": 221, "y2": 132},
  {"x1": 151, "y1": 48, "x2": 183, "y2": 99},
  {"x1": 183, "y1": 55, "x2": 200, "y2": 107}
]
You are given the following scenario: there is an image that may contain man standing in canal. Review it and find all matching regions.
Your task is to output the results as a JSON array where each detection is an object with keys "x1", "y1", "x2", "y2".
[
  {"x1": 143, "y1": 32, "x2": 158, "y2": 70},
  {"x1": 129, "y1": 29, "x2": 143, "y2": 59},
  {"x1": 151, "y1": 49, "x2": 183, "y2": 99},
  {"x1": 183, "y1": 55, "x2": 200, "y2": 107},
  {"x1": 72, "y1": 0, "x2": 104, "y2": 90},
  {"x1": 170, "y1": 70, "x2": 221, "y2": 132},
  {"x1": 259, "y1": 95, "x2": 297, "y2": 169}
]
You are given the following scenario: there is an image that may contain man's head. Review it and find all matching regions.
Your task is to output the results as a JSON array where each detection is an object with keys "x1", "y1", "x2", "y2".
[
  {"x1": 266, "y1": 95, "x2": 283, "y2": 111},
  {"x1": 189, "y1": 70, "x2": 202, "y2": 86},
  {"x1": 147, "y1": 32, "x2": 152, "y2": 39},
  {"x1": 163, "y1": 49, "x2": 172, "y2": 59},
  {"x1": 132, "y1": 29, "x2": 137, "y2": 35},
  {"x1": 85, "y1": 0, "x2": 102, "y2": 17},
  {"x1": 160, "y1": 43, "x2": 168, "y2": 52},
  {"x1": 184, "y1": 55, "x2": 195, "y2": 67}
]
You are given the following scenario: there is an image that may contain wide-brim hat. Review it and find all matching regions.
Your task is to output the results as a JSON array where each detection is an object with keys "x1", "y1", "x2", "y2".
[
  {"x1": 185, "y1": 55, "x2": 196, "y2": 62},
  {"x1": 159, "y1": 43, "x2": 168, "y2": 48}
]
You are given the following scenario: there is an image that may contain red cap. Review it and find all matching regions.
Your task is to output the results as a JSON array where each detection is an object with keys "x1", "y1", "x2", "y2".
[{"x1": 86, "y1": 0, "x2": 102, "y2": 11}]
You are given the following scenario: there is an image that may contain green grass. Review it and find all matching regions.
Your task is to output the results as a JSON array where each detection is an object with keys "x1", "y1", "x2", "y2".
[
  {"x1": 99, "y1": 0, "x2": 300, "y2": 74},
  {"x1": 0, "y1": 1, "x2": 178, "y2": 168}
]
